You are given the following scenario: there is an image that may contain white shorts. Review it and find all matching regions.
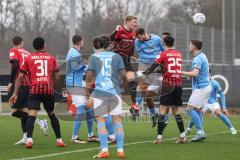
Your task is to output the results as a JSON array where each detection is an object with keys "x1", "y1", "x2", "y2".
[
  {"x1": 72, "y1": 95, "x2": 86, "y2": 107},
  {"x1": 188, "y1": 85, "x2": 211, "y2": 109},
  {"x1": 67, "y1": 87, "x2": 86, "y2": 107},
  {"x1": 138, "y1": 63, "x2": 163, "y2": 93},
  {"x1": 93, "y1": 95, "x2": 122, "y2": 117},
  {"x1": 203, "y1": 102, "x2": 221, "y2": 114}
]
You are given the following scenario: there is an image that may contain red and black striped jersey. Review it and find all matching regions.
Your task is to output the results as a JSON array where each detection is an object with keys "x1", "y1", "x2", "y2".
[
  {"x1": 20, "y1": 51, "x2": 59, "y2": 95},
  {"x1": 9, "y1": 47, "x2": 30, "y2": 86},
  {"x1": 113, "y1": 26, "x2": 136, "y2": 57},
  {"x1": 155, "y1": 49, "x2": 183, "y2": 86}
]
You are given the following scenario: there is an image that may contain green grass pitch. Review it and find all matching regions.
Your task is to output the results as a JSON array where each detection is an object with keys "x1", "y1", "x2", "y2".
[{"x1": 0, "y1": 114, "x2": 239, "y2": 160}]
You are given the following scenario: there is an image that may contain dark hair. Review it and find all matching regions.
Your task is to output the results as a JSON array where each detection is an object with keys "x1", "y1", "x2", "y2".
[
  {"x1": 162, "y1": 32, "x2": 171, "y2": 36},
  {"x1": 72, "y1": 35, "x2": 83, "y2": 45},
  {"x1": 163, "y1": 35, "x2": 175, "y2": 47},
  {"x1": 33, "y1": 37, "x2": 45, "y2": 50},
  {"x1": 136, "y1": 28, "x2": 145, "y2": 36},
  {"x1": 191, "y1": 39, "x2": 202, "y2": 50},
  {"x1": 93, "y1": 36, "x2": 101, "y2": 49},
  {"x1": 12, "y1": 36, "x2": 23, "y2": 46},
  {"x1": 93, "y1": 35, "x2": 112, "y2": 50},
  {"x1": 99, "y1": 35, "x2": 111, "y2": 49}
]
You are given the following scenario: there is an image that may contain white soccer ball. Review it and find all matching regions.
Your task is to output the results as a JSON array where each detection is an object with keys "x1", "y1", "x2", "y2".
[{"x1": 193, "y1": 13, "x2": 206, "y2": 24}]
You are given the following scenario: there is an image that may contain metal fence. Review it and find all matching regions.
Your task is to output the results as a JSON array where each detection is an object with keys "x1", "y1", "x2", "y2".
[{"x1": 1, "y1": 21, "x2": 240, "y2": 109}]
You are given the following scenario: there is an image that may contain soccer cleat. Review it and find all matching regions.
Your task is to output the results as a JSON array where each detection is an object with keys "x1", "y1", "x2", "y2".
[
  {"x1": 190, "y1": 134, "x2": 206, "y2": 142},
  {"x1": 40, "y1": 119, "x2": 48, "y2": 136},
  {"x1": 151, "y1": 114, "x2": 158, "y2": 127},
  {"x1": 71, "y1": 137, "x2": 87, "y2": 144},
  {"x1": 230, "y1": 128, "x2": 237, "y2": 135},
  {"x1": 93, "y1": 151, "x2": 109, "y2": 159},
  {"x1": 56, "y1": 140, "x2": 66, "y2": 147},
  {"x1": 153, "y1": 138, "x2": 163, "y2": 144},
  {"x1": 14, "y1": 135, "x2": 27, "y2": 145},
  {"x1": 132, "y1": 103, "x2": 140, "y2": 111},
  {"x1": 108, "y1": 137, "x2": 116, "y2": 144},
  {"x1": 176, "y1": 136, "x2": 187, "y2": 144},
  {"x1": 117, "y1": 151, "x2": 125, "y2": 158},
  {"x1": 88, "y1": 135, "x2": 100, "y2": 142},
  {"x1": 25, "y1": 141, "x2": 33, "y2": 149}
]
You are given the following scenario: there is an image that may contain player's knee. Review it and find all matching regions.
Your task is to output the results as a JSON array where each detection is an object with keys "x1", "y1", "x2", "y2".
[{"x1": 215, "y1": 109, "x2": 221, "y2": 116}]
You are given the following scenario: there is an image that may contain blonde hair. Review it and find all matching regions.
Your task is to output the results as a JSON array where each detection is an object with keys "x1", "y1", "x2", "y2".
[{"x1": 124, "y1": 15, "x2": 137, "y2": 23}]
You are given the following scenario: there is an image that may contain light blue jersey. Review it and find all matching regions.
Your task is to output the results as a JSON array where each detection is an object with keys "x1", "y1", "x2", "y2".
[
  {"x1": 135, "y1": 34, "x2": 165, "y2": 64},
  {"x1": 192, "y1": 52, "x2": 210, "y2": 90},
  {"x1": 66, "y1": 48, "x2": 85, "y2": 87},
  {"x1": 88, "y1": 51, "x2": 125, "y2": 95},
  {"x1": 208, "y1": 79, "x2": 226, "y2": 109}
]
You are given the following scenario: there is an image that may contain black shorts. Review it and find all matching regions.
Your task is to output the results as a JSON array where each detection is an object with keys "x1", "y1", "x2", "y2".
[
  {"x1": 9, "y1": 86, "x2": 29, "y2": 109},
  {"x1": 160, "y1": 86, "x2": 182, "y2": 107},
  {"x1": 27, "y1": 94, "x2": 55, "y2": 113},
  {"x1": 120, "y1": 55, "x2": 133, "y2": 72}
]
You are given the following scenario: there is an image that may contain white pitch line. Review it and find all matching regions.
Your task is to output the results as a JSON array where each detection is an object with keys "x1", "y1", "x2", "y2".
[{"x1": 12, "y1": 130, "x2": 238, "y2": 160}]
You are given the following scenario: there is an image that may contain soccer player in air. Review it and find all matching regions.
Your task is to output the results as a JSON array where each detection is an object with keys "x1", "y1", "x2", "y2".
[
  {"x1": 143, "y1": 35, "x2": 187, "y2": 144},
  {"x1": 8, "y1": 36, "x2": 48, "y2": 145},
  {"x1": 66, "y1": 35, "x2": 98, "y2": 144},
  {"x1": 9, "y1": 37, "x2": 65, "y2": 148},
  {"x1": 111, "y1": 15, "x2": 139, "y2": 116},
  {"x1": 86, "y1": 35, "x2": 126, "y2": 158},
  {"x1": 182, "y1": 39, "x2": 211, "y2": 142},
  {"x1": 134, "y1": 28, "x2": 165, "y2": 127},
  {"x1": 186, "y1": 77, "x2": 237, "y2": 135}
]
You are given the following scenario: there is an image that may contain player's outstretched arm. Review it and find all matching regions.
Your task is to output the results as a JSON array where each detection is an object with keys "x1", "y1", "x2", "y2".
[
  {"x1": 182, "y1": 69, "x2": 199, "y2": 77},
  {"x1": 142, "y1": 63, "x2": 159, "y2": 75},
  {"x1": 9, "y1": 72, "x2": 24, "y2": 105}
]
